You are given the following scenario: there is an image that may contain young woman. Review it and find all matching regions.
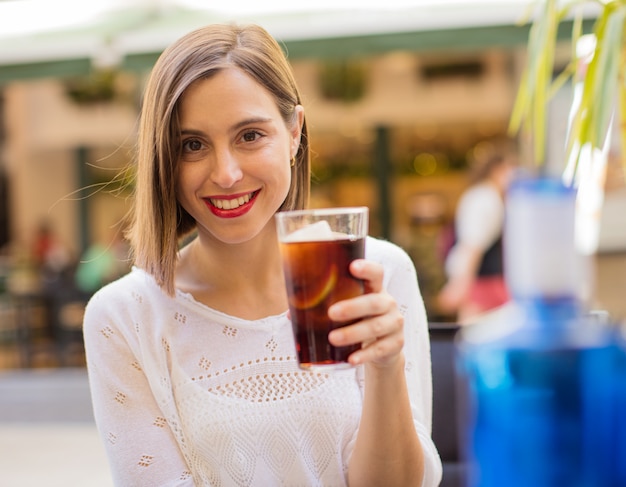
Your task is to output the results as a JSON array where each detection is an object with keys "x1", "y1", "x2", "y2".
[{"x1": 83, "y1": 23, "x2": 442, "y2": 487}]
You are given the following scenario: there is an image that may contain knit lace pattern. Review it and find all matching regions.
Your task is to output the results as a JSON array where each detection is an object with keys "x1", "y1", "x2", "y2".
[{"x1": 84, "y1": 237, "x2": 442, "y2": 486}]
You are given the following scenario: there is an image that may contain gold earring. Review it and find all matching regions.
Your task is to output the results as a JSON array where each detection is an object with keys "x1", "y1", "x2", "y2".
[{"x1": 290, "y1": 156, "x2": 296, "y2": 167}]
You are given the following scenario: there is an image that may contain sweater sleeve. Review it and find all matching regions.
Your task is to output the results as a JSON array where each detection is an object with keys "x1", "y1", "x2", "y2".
[
  {"x1": 83, "y1": 284, "x2": 194, "y2": 486},
  {"x1": 369, "y1": 239, "x2": 443, "y2": 487}
]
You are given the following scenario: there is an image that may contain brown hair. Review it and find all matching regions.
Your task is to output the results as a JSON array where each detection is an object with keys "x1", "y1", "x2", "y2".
[
  {"x1": 126, "y1": 23, "x2": 311, "y2": 294},
  {"x1": 468, "y1": 137, "x2": 517, "y2": 184}
]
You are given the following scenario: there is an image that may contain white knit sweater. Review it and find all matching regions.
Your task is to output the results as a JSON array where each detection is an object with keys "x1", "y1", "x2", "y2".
[{"x1": 83, "y1": 237, "x2": 442, "y2": 486}]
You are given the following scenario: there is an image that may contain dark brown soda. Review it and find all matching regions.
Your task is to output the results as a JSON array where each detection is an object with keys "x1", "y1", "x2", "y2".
[{"x1": 280, "y1": 237, "x2": 365, "y2": 368}]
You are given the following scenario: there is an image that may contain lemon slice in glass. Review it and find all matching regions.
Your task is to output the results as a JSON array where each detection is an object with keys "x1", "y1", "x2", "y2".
[{"x1": 290, "y1": 264, "x2": 338, "y2": 309}]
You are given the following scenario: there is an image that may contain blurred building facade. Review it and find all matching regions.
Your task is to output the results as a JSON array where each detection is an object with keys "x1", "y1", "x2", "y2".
[{"x1": 0, "y1": 4, "x2": 624, "y2": 346}]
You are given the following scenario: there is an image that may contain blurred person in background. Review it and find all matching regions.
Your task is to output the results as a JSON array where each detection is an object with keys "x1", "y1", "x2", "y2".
[
  {"x1": 32, "y1": 219, "x2": 73, "y2": 282},
  {"x1": 437, "y1": 138, "x2": 516, "y2": 323}
]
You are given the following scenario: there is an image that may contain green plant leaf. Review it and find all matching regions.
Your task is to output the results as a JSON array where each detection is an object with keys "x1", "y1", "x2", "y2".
[
  {"x1": 511, "y1": 0, "x2": 626, "y2": 179},
  {"x1": 567, "y1": 2, "x2": 625, "y2": 171}
]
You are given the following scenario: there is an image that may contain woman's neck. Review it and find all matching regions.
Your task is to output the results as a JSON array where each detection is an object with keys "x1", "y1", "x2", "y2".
[{"x1": 175, "y1": 228, "x2": 288, "y2": 319}]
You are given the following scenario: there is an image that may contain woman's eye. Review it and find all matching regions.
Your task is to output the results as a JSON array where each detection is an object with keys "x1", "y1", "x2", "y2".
[
  {"x1": 182, "y1": 139, "x2": 203, "y2": 152},
  {"x1": 242, "y1": 131, "x2": 262, "y2": 143}
]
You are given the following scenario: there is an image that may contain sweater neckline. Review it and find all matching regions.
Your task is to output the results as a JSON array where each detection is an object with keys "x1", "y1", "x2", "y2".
[{"x1": 131, "y1": 266, "x2": 290, "y2": 327}]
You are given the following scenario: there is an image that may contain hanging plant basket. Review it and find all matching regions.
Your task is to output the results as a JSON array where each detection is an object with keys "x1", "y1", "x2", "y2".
[
  {"x1": 318, "y1": 60, "x2": 368, "y2": 103},
  {"x1": 64, "y1": 69, "x2": 119, "y2": 105}
]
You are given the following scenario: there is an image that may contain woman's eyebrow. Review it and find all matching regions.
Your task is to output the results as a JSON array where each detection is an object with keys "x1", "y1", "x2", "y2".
[
  {"x1": 180, "y1": 128, "x2": 204, "y2": 136},
  {"x1": 231, "y1": 117, "x2": 273, "y2": 130},
  {"x1": 179, "y1": 117, "x2": 274, "y2": 137}
]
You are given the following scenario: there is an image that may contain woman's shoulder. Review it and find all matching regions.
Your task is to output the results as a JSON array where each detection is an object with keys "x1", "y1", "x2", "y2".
[
  {"x1": 88, "y1": 266, "x2": 146, "y2": 296},
  {"x1": 365, "y1": 236, "x2": 412, "y2": 267},
  {"x1": 84, "y1": 267, "x2": 162, "y2": 316},
  {"x1": 365, "y1": 237, "x2": 420, "y2": 298}
]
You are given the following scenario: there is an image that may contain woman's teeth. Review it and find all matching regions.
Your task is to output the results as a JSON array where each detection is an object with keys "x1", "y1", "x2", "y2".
[{"x1": 210, "y1": 193, "x2": 252, "y2": 210}]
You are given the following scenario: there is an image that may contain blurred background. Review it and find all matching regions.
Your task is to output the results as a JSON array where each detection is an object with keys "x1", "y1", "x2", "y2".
[
  {"x1": 0, "y1": 0, "x2": 624, "y2": 483},
  {"x1": 0, "y1": 0, "x2": 624, "y2": 370}
]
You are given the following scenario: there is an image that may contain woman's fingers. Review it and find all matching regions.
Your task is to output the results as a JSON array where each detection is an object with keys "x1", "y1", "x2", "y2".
[
  {"x1": 325, "y1": 258, "x2": 406, "y2": 366},
  {"x1": 329, "y1": 310, "x2": 405, "y2": 366},
  {"x1": 327, "y1": 259, "x2": 405, "y2": 366},
  {"x1": 348, "y1": 259, "x2": 383, "y2": 293},
  {"x1": 327, "y1": 291, "x2": 395, "y2": 328}
]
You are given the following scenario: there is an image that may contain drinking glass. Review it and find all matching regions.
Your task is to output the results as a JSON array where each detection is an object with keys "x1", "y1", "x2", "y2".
[{"x1": 275, "y1": 207, "x2": 369, "y2": 371}]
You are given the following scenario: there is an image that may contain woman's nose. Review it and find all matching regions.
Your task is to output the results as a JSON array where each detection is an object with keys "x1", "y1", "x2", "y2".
[{"x1": 210, "y1": 150, "x2": 243, "y2": 188}]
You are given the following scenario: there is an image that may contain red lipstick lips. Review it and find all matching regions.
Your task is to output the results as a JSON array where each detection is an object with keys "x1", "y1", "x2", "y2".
[{"x1": 204, "y1": 190, "x2": 259, "y2": 218}]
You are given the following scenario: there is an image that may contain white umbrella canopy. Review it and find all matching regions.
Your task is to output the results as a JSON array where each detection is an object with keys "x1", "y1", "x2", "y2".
[
  {"x1": 0, "y1": 0, "x2": 219, "y2": 67},
  {"x1": 0, "y1": 0, "x2": 537, "y2": 74}
]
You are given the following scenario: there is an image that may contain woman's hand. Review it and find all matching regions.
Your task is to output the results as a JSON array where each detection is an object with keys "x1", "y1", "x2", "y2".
[{"x1": 327, "y1": 259, "x2": 404, "y2": 369}]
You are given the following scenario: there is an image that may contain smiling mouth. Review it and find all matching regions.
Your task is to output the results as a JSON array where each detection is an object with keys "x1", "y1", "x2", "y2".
[{"x1": 208, "y1": 190, "x2": 259, "y2": 210}]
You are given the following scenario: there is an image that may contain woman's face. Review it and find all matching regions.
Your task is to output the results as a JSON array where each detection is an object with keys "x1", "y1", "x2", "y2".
[{"x1": 175, "y1": 67, "x2": 303, "y2": 246}]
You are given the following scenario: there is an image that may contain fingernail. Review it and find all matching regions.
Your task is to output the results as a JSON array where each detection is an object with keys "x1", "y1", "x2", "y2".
[
  {"x1": 328, "y1": 304, "x2": 341, "y2": 320},
  {"x1": 352, "y1": 260, "x2": 364, "y2": 271}
]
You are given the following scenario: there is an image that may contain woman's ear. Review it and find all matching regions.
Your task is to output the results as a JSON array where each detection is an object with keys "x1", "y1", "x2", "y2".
[{"x1": 290, "y1": 105, "x2": 305, "y2": 157}]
